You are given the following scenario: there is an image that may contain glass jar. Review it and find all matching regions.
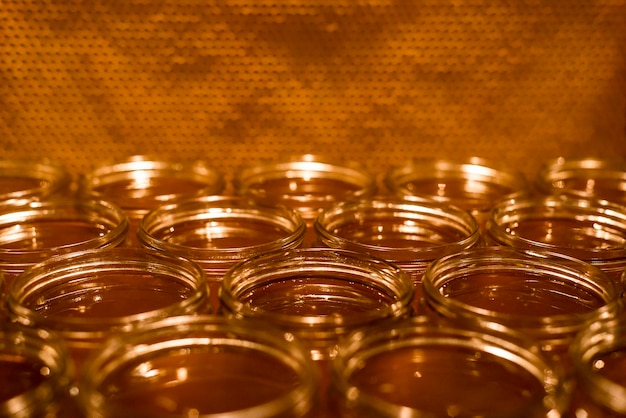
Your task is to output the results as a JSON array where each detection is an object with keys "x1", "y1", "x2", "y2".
[
  {"x1": 485, "y1": 195, "x2": 626, "y2": 284},
  {"x1": 0, "y1": 159, "x2": 73, "y2": 202},
  {"x1": 0, "y1": 199, "x2": 128, "y2": 286},
  {"x1": 0, "y1": 322, "x2": 72, "y2": 418},
  {"x1": 536, "y1": 157, "x2": 626, "y2": 205},
  {"x1": 137, "y1": 195, "x2": 306, "y2": 312},
  {"x1": 314, "y1": 197, "x2": 481, "y2": 314},
  {"x1": 79, "y1": 155, "x2": 224, "y2": 246},
  {"x1": 383, "y1": 157, "x2": 530, "y2": 227},
  {"x1": 219, "y1": 248, "x2": 414, "y2": 417},
  {"x1": 568, "y1": 317, "x2": 626, "y2": 417},
  {"x1": 4, "y1": 247, "x2": 209, "y2": 373},
  {"x1": 421, "y1": 246, "x2": 622, "y2": 369},
  {"x1": 77, "y1": 315, "x2": 319, "y2": 418},
  {"x1": 235, "y1": 154, "x2": 377, "y2": 246},
  {"x1": 332, "y1": 316, "x2": 570, "y2": 418}
]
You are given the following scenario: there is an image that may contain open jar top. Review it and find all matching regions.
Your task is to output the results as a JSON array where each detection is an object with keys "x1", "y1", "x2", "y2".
[
  {"x1": 486, "y1": 195, "x2": 626, "y2": 263},
  {"x1": 79, "y1": 155, "x2": 224, "y2": 212},
  {"x1": 0, "y1": 159, "x2": 72, "y2": 201},
  {"x1": 422, "y1": 246, "x2": 622, "y2": 346},
  {"x1": 220, "y1": 248, "x2": 414, "y2": 361},
  {"x1": 383, "y1": 157, "x2": 530, "y2": 214},
  {"x1": 536, "y1": 157, "x2": 626, "y2": 205},
  {"x1": 235, "y1": 154, "x2": 377, "y2": 220},
  {"x1": 138, "y1": 195, "x2": 306, "y2": 267},
  {"x1": 331, "y1": 316, "x2": 569, "y2": 418},
  {"x1": 77, "y1": 315, "x2": 319, "y2": 418},
  {"x1": 314, "y1": 197, "x2": 481, "y2": 264},
  {"x1": 0, "y1": 199, "x2": 128, "y2": 275},
  {"x1": 5, "y1": 247, "x2": 210, "y2": 334}
]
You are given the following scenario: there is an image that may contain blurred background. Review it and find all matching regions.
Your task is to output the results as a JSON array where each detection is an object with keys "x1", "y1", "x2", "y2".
[{"x1": 1, "y1": 0, "x2": 625, "y2": 181}]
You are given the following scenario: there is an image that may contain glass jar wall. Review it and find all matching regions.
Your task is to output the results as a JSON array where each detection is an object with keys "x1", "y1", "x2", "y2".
[
  {"x1": 535, "y1": 157, "x2": 626, "y2": 205},
  {"x1": 0, "y1": 199, "x2": 128, "y2": 288},
  {"x1": 331, "y1": 316, "x2": 570, "y2": 418},
  {"x1": 485, "y1": 195, "x2": 626, "y2": 284},
  {"x1": 568, "y1": 317, "x2": 626, "y2": 417},
  {"x1": 383, "y1": 157, "x2": 530, "y2": 228},
  {"x1": 137, "y1": 195, "x2": 306, "y2": 312},
  {"x1": 219, "y1": 247, "x2": 414, "y2": 417},
  {"x1": 4, "y1": 247, "x2": 209, "y2": 374},
  {"x1": 79, "y1": 155, "x2": 224, "y2": 246},
  {"x1": 421, "y1": 246, "x2": 622, "y2": 368},
  {"x1": 314, "y1": 197, "x2": 481, "y2": 313},
  {"x1": 0, "y1": 159, "x2": 73, "y2": 202},
  {"x1": 77, "y1": 315, "x2": 319, "y2": 418},
  {"x1": 235, "y1": 154, "x2": 377, "y2": 246}
]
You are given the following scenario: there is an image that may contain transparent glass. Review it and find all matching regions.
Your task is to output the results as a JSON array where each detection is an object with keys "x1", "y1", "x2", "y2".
[
  {"x1": 138, "y1": 195, "x2": 306, "y2": 312},
  {"x1": 568, "y1": 317, "x2": 626, "y2": 417},
  {"x1": 220, "y1": 248, "x2": 414, "y2": 361},
  {"x1": 79, "y1": 155, "x2": 224, "y2": 246},
  {"x1": 422, "y1": 246, "x2": 622, "y2": 368},
  {"x1": 485, "y1": 195, "x2": 626, "y2": 282},
  {"x1": 332, "y1": 316, "x2": 569, "y2": 418},
  {"x1": 220, "y1": 248, "x2": 414, "y2": 417},
  {"x1": 77, "y1": 315, "x2": 319, "y2": 418},
  {"x1": 5, "y1": 247, "x2": 209, "y2": 372},
  {"x1": 384, "y1": 157, "x2": 530, "y2": 227},
  {"x1": 0, "y1": 199, "x2": 128, "y2": 286},
  {"x1": 0, "y1": 322, "x2": 72, "y2": 418},
  {"x1": 314, "y1": 197, "x2": 481, "y2": 313},
  {"x1": 0, "y1": 159, "x2": 72, "y2": 202},
  {"x1": 536, "y1": 157, "x2": 626, "y2": 205},
  {"x1": 235, "y1": 154, "x2": 376, "y2": 246}
]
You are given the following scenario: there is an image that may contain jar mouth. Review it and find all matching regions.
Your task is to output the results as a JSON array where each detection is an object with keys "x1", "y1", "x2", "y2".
[
  {"x1": 79, "y1": 155, "x2": 224, "y2": 211},
  {"x1": 220, "y1": 248, "x2": 414, "y2": 341},
  {"x1": 422, "y1": 247, "x2": 621, "y2": 344},
  {"x1": 486, "y1": 195, "x2": 626, "y2": 261},
  {"x1": 536, "y1": 157, "x2": 626, "y2": 202},
  {"x1": 314, "y1": 197, "x2": 481, "y2": 265},
  {"x1": 78, "y1": 315, "x2": 319, "y2": 418},
  {"x1": 235, "y1": 155, "x2": 377, "y2": 219},
  {"x1": 0, "y1": 159, "x2": 72, "y2": 201},
  {"x1": 138, "y1": 196, "x2": 306, "y2": 269},
  {"x1": 332, "y1": 316, "x2": 568, "y2": 418},
  {"x1": 0, "y1": 199, "x2": 128, "y2": 272},
  {"x1": 0, "y1": 323, "x2": 73, "y2": 416},
  {"x1": 6, "y1": 248, "x2": 209, "y2": 334},
  {"x1": 384, "y1": 157, "x2": 529, "y2": 212},
  {"x1": 571, "y1": 318, "x2": 626, "y2": 414}
]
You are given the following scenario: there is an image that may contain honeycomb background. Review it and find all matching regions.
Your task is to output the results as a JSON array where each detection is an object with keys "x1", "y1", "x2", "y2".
[{"x1": 1, "y1": 0, "x2": 625, "y2": 181}]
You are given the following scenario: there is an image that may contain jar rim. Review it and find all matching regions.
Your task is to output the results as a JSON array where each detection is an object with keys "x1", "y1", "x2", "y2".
[
  {"x1": 0, "y1": 159, "x2": 72, "y2": 201},
  {"x1": 0, "y1": 199, "x2": 129, "y2": 272},
  {"x1": 138, "y1": 195, "x2": 307, "y2": 271},
  {"x1": 314, "y1": 197, "x2": 481, "y2": 265},
  {"x1": 78, "y1": 314, "x2": 319, "y2": 418},
  {"x1": 79, "y1": 155, "x2": 224, "y2": 211},
  {"x1": 6, "y1": 247, "x2": 209, "y2": 333},
  {"x1": 486, "y1": 195, "x2": 626, "y2": 262},
  {"x1": 422, "y1": 246, "x2": 621, "y2": 343},
  {"x1": 332, "y1": 316, "x2": 568, "y2": 418},
  {"x1": 220, "y1": 248, "x2": 414, "y2": 340}
]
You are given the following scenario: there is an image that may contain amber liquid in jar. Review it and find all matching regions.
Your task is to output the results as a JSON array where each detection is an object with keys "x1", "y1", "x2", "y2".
[
  {"x1": 348, "y1": 345, "x2": 551, "y2": 417},
  {"x1": 440, "y1": 271, "x2": 608, "y2": 316},
  {"x1": 98, "y1": 349, "x2": 303, "y2": 416}
]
